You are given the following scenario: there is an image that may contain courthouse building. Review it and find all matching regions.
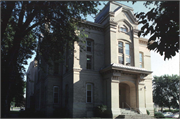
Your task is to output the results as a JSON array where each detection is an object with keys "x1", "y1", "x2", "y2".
[{"x1": 26, "y1": 1, "x2": 154, "y2": 118}]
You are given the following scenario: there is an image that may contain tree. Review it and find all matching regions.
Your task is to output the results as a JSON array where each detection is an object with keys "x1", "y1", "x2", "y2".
[
  {"x1": 132, "y1": 1, "x2": 179, "y2": 60},
  {"x1": 1, "y1": 18, "x2": 37, "y2": 116},
  {"x1": 1, "y1": 1, "x2": 100, "y2": 117},
  {"x1": 153, "y1": 75, "x2": 179, "y2": 111}
]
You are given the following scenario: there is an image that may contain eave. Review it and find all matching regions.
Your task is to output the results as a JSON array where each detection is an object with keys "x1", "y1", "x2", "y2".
[{"x1": 100, "y1": 63, "x2": 152, "y2": 75}]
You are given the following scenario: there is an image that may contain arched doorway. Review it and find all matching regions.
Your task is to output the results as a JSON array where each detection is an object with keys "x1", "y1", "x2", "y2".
[{"x1": 119, "y1": 81, "x2": 136, "y2": 109}]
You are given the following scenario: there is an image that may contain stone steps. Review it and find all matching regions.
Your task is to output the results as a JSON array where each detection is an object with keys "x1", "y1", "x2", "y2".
[
  {"x1": 117, "y1": 115, "x2": 154, "y2": 119},
  {"x1": 117, "y1": 108, "x2": 154, "y2": 119}
]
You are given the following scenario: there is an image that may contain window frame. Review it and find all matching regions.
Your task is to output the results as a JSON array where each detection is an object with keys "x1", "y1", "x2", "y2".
[
  {"x1": 53, "y1": 86, "x2": 59, "y2": 104},
  {"x1": 86, "y1": 55, "x2": 92, "y2": 70},
  {"x1": 86, "y1": 40, "x2": 92, "y2": 52},
  {"x1": 117, "y1": 40, "x2": 131, "y2": 65},
  {"x1": 125, "y1": 43, "x2": 131, "y2": 65},
  {"x1": 86, "y1": 83, "x2": 93, "y2": 103}
]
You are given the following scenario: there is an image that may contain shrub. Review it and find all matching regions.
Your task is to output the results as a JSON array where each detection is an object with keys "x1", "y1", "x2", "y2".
[
  {"x1": 94, "y1": 105, "x2": 111, "y2": 118},
  {"x1": 154, "y1": 112, "x2": 165, "y2": 118},
  {"x1": 163, "y1": 109, "x2": 179, "y2": 113},
  {"x1": 146, "y1": 110, "x2": 150, "y2": 115}
]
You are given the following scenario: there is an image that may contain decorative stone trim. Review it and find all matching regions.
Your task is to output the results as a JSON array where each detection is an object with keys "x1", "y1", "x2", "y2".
[
  {"x1": 73, "y1": 67, "x2": 82, "y2": 72},
  {"x1": 113, "y1": 70, "x2": 121, "y2": 77},
  {"x1": 140, "y1": 74, "x2": 147, "y2": 79},
  {"x1": 112, "y1": 63, "x2": 150, "y2": 72},
  {"x1": 139, "y1": 40, "x2": 147, "y2": 45}
]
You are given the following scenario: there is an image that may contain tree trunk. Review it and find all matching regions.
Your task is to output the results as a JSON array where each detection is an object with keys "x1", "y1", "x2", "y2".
[{"x1": 2, "y1": 34, "x2": 22, "y2": 117}]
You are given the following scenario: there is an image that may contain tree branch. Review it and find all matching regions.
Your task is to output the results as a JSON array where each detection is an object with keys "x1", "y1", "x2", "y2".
[
  {"x1": 22, "y1": 20, "x2": 46, "y2": 37},
  {"x1": 18, "y1": 1, "x2": 27, "y2": 27}
]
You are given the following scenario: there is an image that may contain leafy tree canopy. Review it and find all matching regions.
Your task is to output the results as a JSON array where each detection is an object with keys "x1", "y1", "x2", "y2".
[
  {"x1": 153, "y1": 75, "x2": 179, "y2": 110},
  {"x1": 132, "y1": 1, "x2": 179, "y2": 60},
  {"x1": 1, "y1": 1, "x2": 101, "y2": 117}
]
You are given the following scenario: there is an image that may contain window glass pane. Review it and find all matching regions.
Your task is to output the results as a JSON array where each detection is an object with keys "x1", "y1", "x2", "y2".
[
  {"x1": 87, "y1": 56, "x2": 92, "y2": 69},
  {"x1": 87, "y1": 56, "x2": 91, "y2": 62},
  {"x1": 139, "y1": 53, "x2": 142, "y2": 62},
  {"x1": 125, "y1": 44, "x2": 130, "y2": 55},
  {"x1": 119, "y1": 56, "x2": 124, "y2": 64},
  {"x1": 87, "y1": 47, "x2": 91, "y2": 52},
  {"x1": 87, "y1": 41, "x2": 91, "y2": 47},
  {"x1": 54, "y1": 87, "x2": 58, "y2": 92},
  {"x1": 87, "y1": 97, "x2": 91, "y2": 102},
  {"x1": 87, "y1": 85, "x2": 91, "y2": 90},
  {"x1": 126, "y1": 57, "x2": 131, "y2": 63},
  {"x1": 54, "y1": 98, "x2": 58, "y2": 103},
  {"x1": 87, "y1": 41, "x2": 92, "y2": 52},
  {"x1": 140, "y1": 64, "x2": 142, "y2": 68},
  {"x1": 54, "y1": 93, "x2": 58, "y2": 97},
  {"x1": 118, "y1": 42, "x2": 123, "y2": 53},
  {"x1": 120, "y1": 28, "x2": 123, "y2": 31},
  {"x1": 87, "y1": 91, "x2": 91, "y2": 96}
]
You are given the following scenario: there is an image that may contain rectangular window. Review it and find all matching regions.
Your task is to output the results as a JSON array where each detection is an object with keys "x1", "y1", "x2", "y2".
[
  {"x1": 86, "y1": 83, "x2": 93, "y2": 103},
  {"x1": 125, "y1": 44, "x2": 130, "y2": 56},
  {"x1": 118, "y1": 56, "x2": 124, "y2": 64},
  {"x1": 53, "y1": 86, "x2": 59, "y2": 104},
  {"x1": 86, "y1": 56, "x2": 92, "y2": 69},
  {"x1": 118, "y1": 41, "x2": 123, "y2": 53},
  {"x1": 139, "y1": 52, "x2": 143, "y2": 68},
  {"x1": 87, "y1": 40, "x2": 92, "y2": 52}
]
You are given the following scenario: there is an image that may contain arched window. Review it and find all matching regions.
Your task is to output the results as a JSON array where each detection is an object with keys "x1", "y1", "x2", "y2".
[{"x1": 119, "y1": 25, "x2": 128, "y2": 33}]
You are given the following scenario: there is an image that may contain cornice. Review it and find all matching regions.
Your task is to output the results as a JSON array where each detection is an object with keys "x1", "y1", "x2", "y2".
[
  {"x1": 80, "y1": 21, "x2": 104, "y2": 32},
  {"x1": 100, "y1": 63, "x2": 152, "y2": 75}
]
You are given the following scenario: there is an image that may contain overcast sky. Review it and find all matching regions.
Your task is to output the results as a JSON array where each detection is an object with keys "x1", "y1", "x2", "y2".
[{"x1": 24, "y1": 1, "x2": 179, "y2": 80}]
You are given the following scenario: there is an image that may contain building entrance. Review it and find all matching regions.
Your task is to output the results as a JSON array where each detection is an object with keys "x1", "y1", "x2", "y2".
[{"x1": 119, "y1": 81, "x2": 136, "y2": 109}]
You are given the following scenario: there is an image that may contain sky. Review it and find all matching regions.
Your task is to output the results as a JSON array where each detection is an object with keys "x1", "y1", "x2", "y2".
[{"x1": 24, "y1": 1, "x2": 179, "y2": 81}]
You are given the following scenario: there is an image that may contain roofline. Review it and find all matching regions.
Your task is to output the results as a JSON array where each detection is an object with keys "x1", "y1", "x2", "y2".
[
  {"x1": 111, "y1": 1, "x2": 134, "y2": 11},
  {"x1": 95, "y1": 1, "x2": 134, "y2": 21}
]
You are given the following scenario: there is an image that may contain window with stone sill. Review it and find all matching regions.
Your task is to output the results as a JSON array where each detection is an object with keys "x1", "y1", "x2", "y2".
[{"x1": 86, "y1": 83, "x2": 93, "y2": 103}]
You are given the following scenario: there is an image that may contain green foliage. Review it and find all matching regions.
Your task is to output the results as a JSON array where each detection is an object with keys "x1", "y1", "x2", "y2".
[
  {"x1": 132, "y1": 1, "x2": 179, "y2": 60},
  {"x1": 1, "y1": 1, "x2": 101, "y2": 117},
  {"x1": 94, "y1": 105, "x2": 111, "y2": 118},
  {"x1": 153, "y1": 75, "x2": 179, "y2": 109},
  {"x1": 163, "y1": 109, "x2": 179, "y2": 113},
  {"x1": 154, "y1": 112, "x2": 165, "y2": 118},
  {"x1": 146, "y1": 110, "x2": 150, "y2": 115}
]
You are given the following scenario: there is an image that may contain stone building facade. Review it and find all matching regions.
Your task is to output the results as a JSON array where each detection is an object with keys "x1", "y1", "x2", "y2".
[{"x1": 26, "y1": 1, "x2": 154, "y2": 118}]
